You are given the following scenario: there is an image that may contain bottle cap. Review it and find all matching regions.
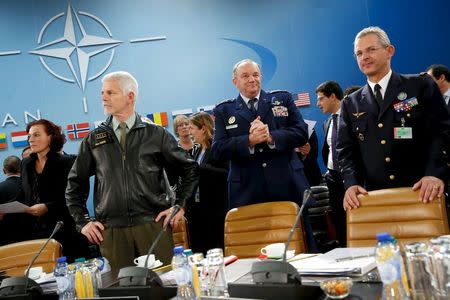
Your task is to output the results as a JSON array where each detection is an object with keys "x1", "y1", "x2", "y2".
[
  {"x1": 57, "y1": 256, "x2": 67, "y2": 263},
  {"x1": 376, "y1": 232, "x2": 392, "y2": 242},
  {"x1": 173, "y1": 246, "x2": 184, "y2": 254}
]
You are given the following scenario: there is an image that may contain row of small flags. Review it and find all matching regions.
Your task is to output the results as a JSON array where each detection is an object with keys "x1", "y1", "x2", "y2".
[{"x1": 0, "y1": 93, "x2": 311, "y2": 149}]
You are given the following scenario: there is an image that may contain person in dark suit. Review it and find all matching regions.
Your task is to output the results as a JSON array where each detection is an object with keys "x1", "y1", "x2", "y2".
[
  {"x1": 426, "y1": 64, "x2": 450, "y2": 114},
  {"x1": 337, "y1": 26, "x2": 450, "y2": 211},
  {"x1": 316, "y1": 81, "x2": 346, "y2": 246},
  {"x1": 212, "y1": 59, "x2": 317, "y2": 252},
  {"x1": 17, "y1": 119, "x2": 90, "y2": 261},
  {"x1": 0, "y1": 156, "x2": 34, "y2": 245},
  {"x1": 295, "y1": 130, "x2": 322, "y2": 187},
  {"x1": 187, "y1": 112, "x2": 228, "y2": 254}
]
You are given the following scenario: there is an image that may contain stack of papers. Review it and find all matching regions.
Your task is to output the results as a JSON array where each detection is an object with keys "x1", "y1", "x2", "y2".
[{"x1": 290, "y1": 247, "x2": 376, "y2": 276}]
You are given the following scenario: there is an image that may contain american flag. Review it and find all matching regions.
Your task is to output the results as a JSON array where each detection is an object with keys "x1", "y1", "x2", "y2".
[{"x1": 293, "y1": 92, "x2": 311, "y2": 107}]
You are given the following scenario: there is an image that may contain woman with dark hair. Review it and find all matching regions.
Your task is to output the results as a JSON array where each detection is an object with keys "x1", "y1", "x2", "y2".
[
  {"x1": 19, "y1": 119, "x2": 89, "y2": 261},
  {"x1": 188, "y1": 112, "x2": 228, "y2": 253}
]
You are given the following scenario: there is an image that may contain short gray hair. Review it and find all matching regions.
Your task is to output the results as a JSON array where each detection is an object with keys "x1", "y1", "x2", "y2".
[
  {"x1": 232, "y1": 59, "x2": 261, "y2": 79},
  {"x1": 102, "y1": 71, "x2": 139, "y2": 99},
  {"x1": 3, "y1": 155, "x2": 21, "y2": 174},
  {"x1": 354, "y1": 26, "x2": 391, "y2": 47}
]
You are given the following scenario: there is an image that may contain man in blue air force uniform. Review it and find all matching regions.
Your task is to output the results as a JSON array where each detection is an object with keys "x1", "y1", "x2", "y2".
[
  {"x1": 337, "y1": 27, "x2": 450, "y2": 211},
  {"x1": 212, "y1": 59, "x2": 317, "y2": 251},
  {"x1": 212, "y1": 59, "x2": 310, "y2": 208}
]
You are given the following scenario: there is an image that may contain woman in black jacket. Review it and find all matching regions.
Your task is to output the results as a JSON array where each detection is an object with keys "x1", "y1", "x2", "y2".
[
  {"x1": 20, "y1": 119, "x2": 90, "y2": 261},
  {"x1": 187, "y1": 112, "x2": 228, "y2": 254}
]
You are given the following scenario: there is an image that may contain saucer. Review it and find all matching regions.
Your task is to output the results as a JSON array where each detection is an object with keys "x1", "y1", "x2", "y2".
[{"x1": 149, "y1": 260, "x2": 163, "y2": 269}]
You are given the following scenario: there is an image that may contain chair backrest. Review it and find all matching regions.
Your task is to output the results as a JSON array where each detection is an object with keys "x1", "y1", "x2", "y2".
[
  {"x1": 0, "y1": 239, "x2": 62, "y2": 277},
  {"x1": 224, "y1": 201, "x2": 307, "y2": 258},
  {"x1": 172, "y1": 217, "x2": 190, "y2": 249},
  {"x1": 347, "y1": 187, "x2": 450, "y2": 248}
]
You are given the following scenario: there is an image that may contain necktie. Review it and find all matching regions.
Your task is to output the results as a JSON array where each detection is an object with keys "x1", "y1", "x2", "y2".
[
  {"x1": 248, "y1": 98, "x2": 257, "y2": 116},
  {"x1": 119, "y1": 122, "x2": 127, "y2": 150},
  {"x1": 331, "y1": 114, "x2": 339, "y2": 171},
  {"x1": 374, "y1": 84, "x2": 383, "y2": 108}
]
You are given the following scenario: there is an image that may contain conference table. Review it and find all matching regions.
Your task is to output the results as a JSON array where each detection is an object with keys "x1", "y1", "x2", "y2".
[{"x1": 101, "y1": 258, "x2": 383, "y2": 300}]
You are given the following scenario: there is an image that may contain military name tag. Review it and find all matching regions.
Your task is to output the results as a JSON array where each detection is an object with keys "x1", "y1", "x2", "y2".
[
  {"x1": 226, "y1": 124, "x2": 238, "y2": 130},
  {"x1": 394, "y1": 127, "x2": 412, "y2": 139},
  {"x1": 272, "y1": 105, "x2": 288, "y2": 117},
  {"x1": 94, "y1": 132, "x2": 113, "y2": 147}
]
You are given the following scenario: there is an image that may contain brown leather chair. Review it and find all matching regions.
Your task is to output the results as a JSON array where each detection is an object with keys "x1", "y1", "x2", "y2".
[
  {"x1": 224, "y1": 201, "x2": 307, "y2": 258},
  {"x1": 347, "y1": 187, "x2": 450, "y2": 248},
  {"x1": 172, "y1": 217, "x2": 190, "y2": 249},
  {"x1": 0, "y1": 239, "x2": 62, "y2": 277}
]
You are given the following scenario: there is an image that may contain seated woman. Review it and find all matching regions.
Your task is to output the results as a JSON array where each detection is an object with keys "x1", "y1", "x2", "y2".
[
  {"x1": 187, "y1": 112, "x2": 228, "y2": 254},
  {"x1": 19, "y1": 119, "x2": 90, "y2": 261}
]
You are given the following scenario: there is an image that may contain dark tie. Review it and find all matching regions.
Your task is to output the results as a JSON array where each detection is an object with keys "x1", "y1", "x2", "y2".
[
  {"x1": 374, "y1": 84, "x2": 383, "y2": 108},
  {"x1": 248, "y1": 98, "x2": 257, "y2": 116},
  {"x1": 119, "y1": 122, "x2": 127, "y2": 150},
  {"x1": 331, "y1": 114, "x2": 339, "y2": 171}
]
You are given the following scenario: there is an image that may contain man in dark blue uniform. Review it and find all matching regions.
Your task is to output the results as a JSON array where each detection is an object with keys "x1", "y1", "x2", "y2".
[
  {"x1": 212, "y1": 59, "x2": 317, "y2": 251},
  {"x1": 337, "y1": 26, "x2": 450, "y2": 211},
  {"x1": 212, "y1": 58, "x2": 310, "y2": 207}
]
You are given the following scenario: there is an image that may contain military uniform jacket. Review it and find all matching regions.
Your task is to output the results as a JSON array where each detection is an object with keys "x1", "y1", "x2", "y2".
[
  {"x1": 211, "y1": 89, "x2": 309, "y2": 208},
  {"x1": 337, "y1": 72, "x2": 450, "y2": 191}
]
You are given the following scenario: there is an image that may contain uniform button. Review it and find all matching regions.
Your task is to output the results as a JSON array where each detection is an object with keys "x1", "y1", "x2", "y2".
[
  {"x1": 407, "y1": 113, "x2": 411, "y2": 118},
  {"x1": 389, "y1": 175, "x2": 395, "y2": 180},
  {"x1": 378, "y1": 123, "x2": 383, "y2": 128},
  {"x1": 356, "y1": 127, "x2": 359, "y2": 131},
  {"x1": 259, "y1": 148, "x2": 263, "y2": 152},
  {"x1": 380, "y1": 140, "x2": 386, "y2": 145},
  {"x1": 385, "y1": 157, "x2": 391, "y2": 162},
  {"x1": 262, "y1": 163, "x2": 267, "y2": 168}
]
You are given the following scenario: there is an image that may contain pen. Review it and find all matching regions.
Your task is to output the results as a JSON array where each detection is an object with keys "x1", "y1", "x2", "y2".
[{"x1": 335, "y1": 254, "x2": 374, "y2": 262}]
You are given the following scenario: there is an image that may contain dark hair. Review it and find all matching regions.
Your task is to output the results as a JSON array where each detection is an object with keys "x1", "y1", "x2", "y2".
[
  {"x1": 427, "y1": 64, "x2": 450, "y2": 82},
  {"x1": 26, "y1": 119, "x2": 66, "y2": 153},
  {"x1": 189, "y1": 112, "x2": 214, "y2": 148},
  {"x1": 343, "y1": 85, "x2": 362, "y2": 98},
  {"x1": 315, "y1": 81, "x2": 343, "y2": 100},
  {"x1": 21, "y1": 146, "x2": 31, "y2": 155},
  {"x1": 3, "y1": 155, "x2": 21, "y2": 174}
]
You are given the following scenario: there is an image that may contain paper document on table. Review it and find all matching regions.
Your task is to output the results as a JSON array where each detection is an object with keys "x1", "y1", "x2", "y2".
[
  {"x1": 290, "y1": 247, "x2": 376, "y2": 276},
  {"x1": 0, "y1": 201, "x2": 29, "y2": 213},
  {"x1": 304, "y1": 119, "x2": 317, "y2": 138}
]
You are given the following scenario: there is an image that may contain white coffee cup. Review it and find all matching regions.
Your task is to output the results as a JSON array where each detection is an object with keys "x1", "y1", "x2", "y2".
[
  {"x1": 261, "y1": 243, "x2": 286, "y2": 258},
  {"x1": 26, "y1": 266, "x2": 43, "y2": 279},
  {"x1": 134, "y1": 254, "x2": 155, "y2": 268}
]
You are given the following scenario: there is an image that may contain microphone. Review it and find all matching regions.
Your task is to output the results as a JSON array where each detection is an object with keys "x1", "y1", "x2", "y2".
[
  {"x1": 250, "y1": 190, "x2": 312, "y2": 284},
  {"x1": 0, "y1": 220, "x2": 64, "y2": 297},
  {"x1": 117, "y1": 205, "x2": 181, "y2": 287}
]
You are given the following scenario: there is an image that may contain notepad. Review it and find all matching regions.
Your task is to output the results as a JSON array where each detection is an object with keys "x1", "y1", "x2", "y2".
[{"x1": 290, "y1": 247, "x2": 376, "y2": 276}]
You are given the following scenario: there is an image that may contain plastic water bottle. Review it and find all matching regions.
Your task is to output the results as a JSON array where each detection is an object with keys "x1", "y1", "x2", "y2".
[
  {"x1": 172, "y1": 246, "x2": 196, "y2": 299},
  {"x1": 54, "y1": 256, "x2": 74, "y2": 300},
  {"x1": 375, "y1": 233, "x2": 410, "y2": 300},
  {"x1": 184, "y1": 249, "x2": 201, "y2": 298}
]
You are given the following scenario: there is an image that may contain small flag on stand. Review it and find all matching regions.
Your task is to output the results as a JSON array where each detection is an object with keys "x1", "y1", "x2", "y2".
[
  {"x1": 293, "y1": 92, "x2": 311, "y2": 107},
  {"x1": 146, "y1": 112, "x2": 169, "y2": 127},
  {"x1": 0, "y1": 133, "x2": 7, "y2": 149},
  {"x1": 67, "y1": 122, "x2": 90, "y2": 139},
  {"x1": 196, "y1": 105, "x2": 215, "y2": 115},
  {"x1": 171, "y1": 108, "x2": 193, "y2": 119},
  {"x1": 11, "y1": 131, "x2": 28, "y2": 147}
]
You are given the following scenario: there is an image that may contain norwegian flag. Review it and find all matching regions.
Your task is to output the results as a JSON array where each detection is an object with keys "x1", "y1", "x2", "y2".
[
  {"x1": 293, "y1": 92, "x2": 311, "y2": 107},
  {"x1": 67, "y1": 122, "x2": 90, "y2": 139}
]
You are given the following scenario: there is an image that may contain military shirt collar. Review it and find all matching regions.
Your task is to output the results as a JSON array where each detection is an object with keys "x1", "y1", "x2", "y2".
[
  {"x1": 367, "y1": 69, "x2": 392, "y2": 98},
  {"x1": 112, "y1": 113, "x2": 136, "y2": 131},
  {"x1": 240, "y1": 91, "x2": 261, "y2": 106}
]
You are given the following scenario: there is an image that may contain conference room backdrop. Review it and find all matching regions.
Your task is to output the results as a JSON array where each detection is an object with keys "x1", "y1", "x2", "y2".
[{"x1": 1, "y1": 0, "x2": 449, "y2": 213}]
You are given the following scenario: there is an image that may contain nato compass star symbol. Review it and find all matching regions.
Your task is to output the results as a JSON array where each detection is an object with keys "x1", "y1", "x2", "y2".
[
  {"x1": 28, "y1": 4, "x2": 121, "y2": 112},
  {"x1": 0, "y1": 3, "x2": 167, "y2": 113}
]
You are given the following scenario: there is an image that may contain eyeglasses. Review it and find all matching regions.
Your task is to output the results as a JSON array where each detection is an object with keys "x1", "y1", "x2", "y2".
[{"x1": 354, "y1": 45, "x2": 388, "y2": 59}]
